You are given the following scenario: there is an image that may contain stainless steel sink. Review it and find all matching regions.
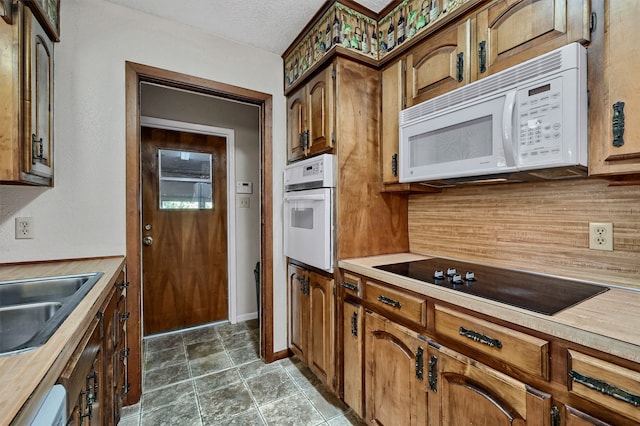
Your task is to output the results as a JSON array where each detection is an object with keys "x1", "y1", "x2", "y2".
[{"x1": 0, "y1": 273, "x2": 104, "y2": 356}]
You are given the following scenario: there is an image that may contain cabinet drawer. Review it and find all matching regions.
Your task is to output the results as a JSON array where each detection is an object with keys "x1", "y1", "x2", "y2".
[
  {"x1": 434, "y1": 305, "x2": 549, "y2": 380},
  {"x1": 341, "y1": 272, "x2": 362, "y2": 298},
  {"x1": 364, "y1": 280, "x2": 427, "y2": 326},
  {"x1": 568, "y1": 350, "x2": 640, "y2": 423}
]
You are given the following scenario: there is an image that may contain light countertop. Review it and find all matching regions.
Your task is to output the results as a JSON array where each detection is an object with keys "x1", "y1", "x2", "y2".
[
  {"x1": 339, "y1": 253, "x2": 640, "y2": 364},
  {"x1": 0, "y1": 256, "x2": 126, "y2": 426}
]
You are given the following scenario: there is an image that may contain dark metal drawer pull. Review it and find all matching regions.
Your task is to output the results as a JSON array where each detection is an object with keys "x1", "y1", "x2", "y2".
[
  {"x1": 479, "y1": 41, "x2": 487, "y2": 74},
  {"x1": 342, "y1": 282, "x2": 359, "y2": 292},
  {"x1": 459, "y1": 326, "x2": 502, "y2": 348},
  {"x1": 569, "y1": 370, "x2": 640, "y2": 407},
  {"x1": 428, "y1": 355, "x2": 438, "y2": 392},
  {"x1": 378, "y1": 295, "x2": 402, "y2": 308},
  {"x1": 415, "y1": 346, "x2": 424, "y2": 380}
]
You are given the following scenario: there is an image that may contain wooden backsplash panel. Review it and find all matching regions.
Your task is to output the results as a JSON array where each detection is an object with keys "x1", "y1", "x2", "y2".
[{"x1": 408, "y1": 178, "x2": 640, "y2": 289}]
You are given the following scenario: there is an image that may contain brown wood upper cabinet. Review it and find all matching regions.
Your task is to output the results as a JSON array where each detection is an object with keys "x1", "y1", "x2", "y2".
[
  {"x1": 0, "y1": 3, "x2": 55, "y2": 185},
  {"x1": 286, "y1": 65, "x2": 334, "y2": 163},
  {"x1": 588, "y1": 1, "x2": 640, "y2": 176},
  {"x1": 380, "y1": 0, "x2": 591, "y2": 185}
]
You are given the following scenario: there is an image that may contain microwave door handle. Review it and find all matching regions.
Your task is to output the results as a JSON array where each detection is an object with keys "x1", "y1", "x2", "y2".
[
  {"x1": 283, "y1": 194, "x2": 326, "y2": 202},
  {"x1": 501, "y1": 90, "x2": 517, "y2": 167}
]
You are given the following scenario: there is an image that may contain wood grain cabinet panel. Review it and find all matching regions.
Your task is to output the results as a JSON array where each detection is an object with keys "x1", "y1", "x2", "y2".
[
  {"x1": 285, "y1": 66, "x2": 334, "y2": 163},
  {"x1": 288, "y1": 262, "x2": 336, "y2": 390},
  {"x1": 475, "y1": 0, "x2": 590, "y2": 76},
  {"x1": 365, "y1": 310, "x2": 427, "y2": 426},
  {"x1": 0, "y1": 4, "x2": 55, "y2": 185},
  {"x1": 568, "y1": 350, "x2": 640, "y2": 424},
  {"x1": 405, "y1": 18, "x2": 471, "y2": 107},
  {"x1": 365, "y1": 280, "x2": 427, "y2": 327},
  {"x1": 564, "y1": 406, "x2": 612, "y2": 426},
  {"x1": 435, "y1": 305, "x2": 549, "y2": 380},
  {"x1": 342, "y1": 300, "x2": 363, "y2": 417},
  {"x1": 588, "y1": 1, "x2": 640, "y2": 175},
  {"x1": 308, "y1": 270, "x2": 336, "y2": 389},
  {"x1": 432, "y1": 345, "x2": 552, "y2": 426},
  {"x1": 288, "y1": 263, "x2": 309, "y2": 362},
  {"x1": 340, "y1": 271, "x2": 362, "y2": 298}
]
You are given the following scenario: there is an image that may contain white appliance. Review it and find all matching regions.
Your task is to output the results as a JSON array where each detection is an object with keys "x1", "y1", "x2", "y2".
[
  {"x1": 30, "y1": 384, "x2": 66, "y2": 426},
  {"x1": 283, "y1": 154, "x2": 336, "y2": 272},
  {"x1": 399, "y1": 42, "x2": 588, "y2": 184}
]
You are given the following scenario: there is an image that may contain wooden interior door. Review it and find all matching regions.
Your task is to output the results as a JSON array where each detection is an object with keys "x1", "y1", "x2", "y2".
[{"x1": 142, "y1": 126, "x2": 228, "y2": 335}]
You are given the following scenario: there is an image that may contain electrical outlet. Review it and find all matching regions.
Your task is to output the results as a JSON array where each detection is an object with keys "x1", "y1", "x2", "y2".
[
  {"x1": 238, "y1": 197, "x2": 250, "y2": 209},
  {"x1": 15, "y1": 217, "x2": 35, "y2": 239},
  {"x1": 589, "y1": 222, "x2": 613, "y2": 251}
]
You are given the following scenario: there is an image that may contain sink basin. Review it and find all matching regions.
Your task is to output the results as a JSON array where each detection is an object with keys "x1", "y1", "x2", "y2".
[
  {"x1": 0, "y1": 302, "x2": 63, "y2": 353},
  {"x1": 0, "y1": 272, "x2": 104, "y2": 356}
]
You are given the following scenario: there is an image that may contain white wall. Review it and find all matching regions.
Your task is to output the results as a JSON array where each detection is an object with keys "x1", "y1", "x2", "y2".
[
  {"x1": 140, "y1": 84, "x2": 261, "y2": 320},
  {"x1": 0, "y1": 0, "x2": 288, "y2": 351}
]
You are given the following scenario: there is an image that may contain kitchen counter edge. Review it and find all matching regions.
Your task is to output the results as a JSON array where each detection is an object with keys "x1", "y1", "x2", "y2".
[{"x1": 0, "y1": 256, "x2": 126, "y2": 426}]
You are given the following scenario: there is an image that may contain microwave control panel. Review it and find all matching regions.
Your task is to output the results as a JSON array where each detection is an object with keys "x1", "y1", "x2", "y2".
[{"x1": 516, "y1": 76, "x2": 563, "y2": 165}]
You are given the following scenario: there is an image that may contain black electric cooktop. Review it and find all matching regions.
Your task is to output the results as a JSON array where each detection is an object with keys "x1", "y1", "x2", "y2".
[{"x1": 374, "y1": 258, "x2": 608, "y2": 315}]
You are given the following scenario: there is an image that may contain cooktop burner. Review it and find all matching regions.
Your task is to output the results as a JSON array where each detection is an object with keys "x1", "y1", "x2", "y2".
[{"x1": 373, "y1": 258, "x2": 608, "y2": 315}]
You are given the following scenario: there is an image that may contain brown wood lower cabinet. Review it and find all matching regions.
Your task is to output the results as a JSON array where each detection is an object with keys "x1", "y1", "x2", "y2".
[
  {"x1": 57, "y1": 265, "x2": 129, "y2": 425},
  {"x1": 288, "y1": 262, "x2": 336, "y2": 390},
  {"x1": 342, "y1": 300, "x2": 363, "y2": 417},
  {"x1": 364, "y1": 310, "x2": 427, "y2": 425},
  {"x1": 430, "y1": 344, "x2": 552, "y2": 426},
  {"x1": 332, "y1": 269, "x2": 640, "y2": 425}
]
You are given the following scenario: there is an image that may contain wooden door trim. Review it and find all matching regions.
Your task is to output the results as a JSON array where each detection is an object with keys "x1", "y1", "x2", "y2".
[
  {"x1": 140, "y1": 116, "x2": 238, "y2": 324},
  {"x1": 125, "y1": 61, "x2": 275, "y2": 405}
]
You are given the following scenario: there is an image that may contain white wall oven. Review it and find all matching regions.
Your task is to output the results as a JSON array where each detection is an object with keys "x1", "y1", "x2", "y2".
[{"x1": 283, "y1": 154, "x2": 336, "y2": 272}]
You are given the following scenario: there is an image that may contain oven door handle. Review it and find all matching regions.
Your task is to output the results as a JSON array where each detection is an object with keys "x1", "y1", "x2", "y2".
[{"x1": 283, "y1": 194, "x2": 326, "y2": 202}]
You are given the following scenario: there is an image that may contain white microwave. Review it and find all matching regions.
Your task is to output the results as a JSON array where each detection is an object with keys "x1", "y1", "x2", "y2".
[{"x1": 399, "y1": 43, "x2": 588, "y2": 184}]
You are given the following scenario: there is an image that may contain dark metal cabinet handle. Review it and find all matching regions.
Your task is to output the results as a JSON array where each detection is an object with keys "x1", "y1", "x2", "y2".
[
  {"x1": 32, "y1": 134, "x2": 44, "y2": 164},
  {"x1": 391, "y1": 153, "x2": 398, "y2": 177},
  {"x1": 459, "y1": 326, "x2": 503, "y2": 348},
  {"x1": 377, "y1": 295, "x2": 402, "y2": 308},
  {"x1": 550, "y1": 406, "x2": 560, "y2": 426},
  {"x1": 569, "y1": 370, "x2": 640, "y2": 407},
  {"x1": 612, "y1": 101, "x2": 625, "y2": 147},
  {"x1": 428, "y1": 354, "x2": 438, "y2": 392},
  {"x1": 479, "y1": 41, "x2": 487, "y2": 74},
  {"x1": 456, "y1": 52, "x2": 464, "y2": 82},
  {"x1": 341, "y1": 282, "x2": 359, "y2": 292},
  {"x1": 351, "y1": 312, "x2": 358, "y2": 337},
  {"x1": 119, "y1": 281, "x2": 130, "y2": 290},
  {"x1": 415, "y1": 346, "x2": 424, "y2": 380}
]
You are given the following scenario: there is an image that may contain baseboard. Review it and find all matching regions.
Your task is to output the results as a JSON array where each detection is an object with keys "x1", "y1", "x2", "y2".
[{"x1": 236, "y1": 311, "x2": 258, "y2": 322}]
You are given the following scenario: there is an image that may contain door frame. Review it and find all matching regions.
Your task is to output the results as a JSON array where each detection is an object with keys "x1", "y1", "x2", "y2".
[
  {"x1": 140, "y1": 116, "x2": 238, "y2": 324},
  {"x1": 125, "y1": 61, "x2": 275, "y2": 405}
]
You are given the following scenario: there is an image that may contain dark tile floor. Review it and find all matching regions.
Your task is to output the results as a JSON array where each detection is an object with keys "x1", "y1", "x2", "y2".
[{"x1": 118, "y1": 319, "x2": 365, "y2": 426}]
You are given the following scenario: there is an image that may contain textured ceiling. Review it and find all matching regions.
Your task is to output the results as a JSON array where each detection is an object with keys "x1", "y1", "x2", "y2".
[{"x1": 103, "y1": 0, "x2": 391, "y2": 55}]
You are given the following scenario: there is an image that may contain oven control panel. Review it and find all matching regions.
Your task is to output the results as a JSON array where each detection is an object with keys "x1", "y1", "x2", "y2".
[{"x1": 285, "y1": 154, "x2": 336, "y2": 190}]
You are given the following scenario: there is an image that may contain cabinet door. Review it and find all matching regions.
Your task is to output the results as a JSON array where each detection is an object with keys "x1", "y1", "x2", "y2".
[
  {"x1": 475, "y1": 0, "x2": 590, "y2": 77},
  {"x1": 405, "y1": 18, "x2": 471, "y2": 107},
  {"x1": 381, "y1": 60, "x2": 404, "y2": 184},
  {"x1": 287, "y1": 86, "x2": 306, "y2": 163},
  {"x1": 564, "y1": 406, "x2": 612, "y2": 426},
  {"x1": 365, "y1": 310, "x2": 427, "y2": 426},
  {"x1": 308, "y1": 270, "x2": 335, "y2": 390},
  {"x1": 589, "y1": 1, "x2": 640, "y2": 175},
  {"x1": 288, "y1": 263, "x2": 308, "y2": 362},
  {"x1": 24, "y1": 8, "x2": 54, "y2": 180},
  {"x1": 342, "y1": 300, "x2": 363, "y2": 417},
  {"x1": 306, "y1": 65, "x2": 334, "y2": 157},
  {"x1": 432, "y1": 345, "x2": 552, "y2": 426}
]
